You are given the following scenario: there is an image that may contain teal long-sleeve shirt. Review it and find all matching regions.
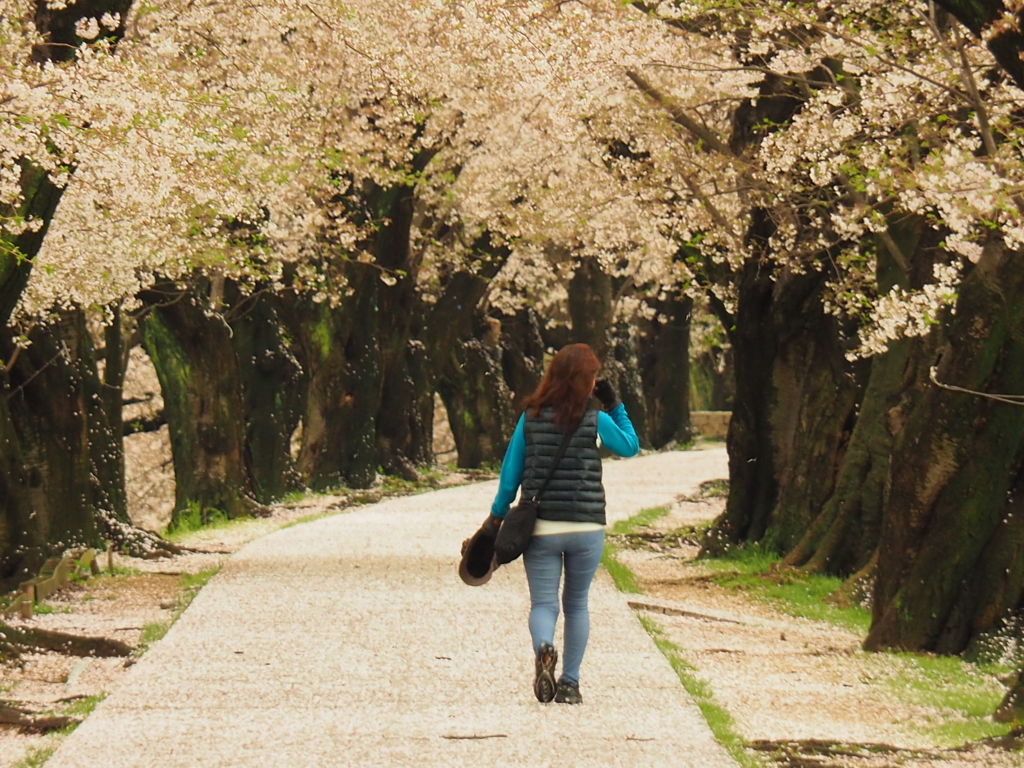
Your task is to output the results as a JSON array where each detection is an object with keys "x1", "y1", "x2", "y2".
[{"x1": 490, "y1": 404, "x2": 640, "y2": 518}]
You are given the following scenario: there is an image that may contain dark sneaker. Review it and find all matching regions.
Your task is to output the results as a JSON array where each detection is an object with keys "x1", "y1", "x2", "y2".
[
  {"x1": 533, "y1": 643, "x2": 557, "y2": 703},
  {"x1": 554, "y1": 679, "x2": 582, "y2": 704}
]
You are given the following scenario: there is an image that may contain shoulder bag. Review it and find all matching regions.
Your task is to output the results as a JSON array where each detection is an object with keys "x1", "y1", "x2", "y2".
[{"x1": 493, "y1": 417, "x2": 581, "y2": 564}]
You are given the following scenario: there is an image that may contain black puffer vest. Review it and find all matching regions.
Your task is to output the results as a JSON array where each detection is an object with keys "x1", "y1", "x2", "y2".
[{"x1": 522, "y1": 407, "x2": 605, "y2": 525}]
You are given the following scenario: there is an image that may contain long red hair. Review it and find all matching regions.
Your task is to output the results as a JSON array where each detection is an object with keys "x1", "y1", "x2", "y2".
[{"x1": 523, "y1": 343, "x2": 600, "y2": 428}]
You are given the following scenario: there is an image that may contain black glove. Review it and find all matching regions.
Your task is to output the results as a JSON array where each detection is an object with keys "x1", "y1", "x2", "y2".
[
  {"x1": 482, "y1": 514, "x2": 502, "y2": 537},
  {"x1": 593, "y1": 378, "x2": 620, "y2": 411}
]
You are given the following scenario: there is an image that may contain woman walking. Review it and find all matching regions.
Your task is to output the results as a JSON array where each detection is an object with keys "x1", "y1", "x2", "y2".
[{"x1": 489, "y1": 343, "x2": 639, "y2": 704}]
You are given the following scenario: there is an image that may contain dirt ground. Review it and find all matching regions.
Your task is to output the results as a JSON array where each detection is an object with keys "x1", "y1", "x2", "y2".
[{"x1": 613, "y1": 491, "x2": 1023, "y2": 768}]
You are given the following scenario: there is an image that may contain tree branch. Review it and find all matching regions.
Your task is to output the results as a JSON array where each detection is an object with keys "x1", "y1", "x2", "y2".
[{"x1": 625, "y1": 69, "x2": 734, "y2": 157}]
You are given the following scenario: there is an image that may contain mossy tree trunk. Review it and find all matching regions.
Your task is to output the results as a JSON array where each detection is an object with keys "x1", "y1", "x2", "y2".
[
  {"x1": 689, "y1": 347, "x2": 734, "y2": 411},
  {"x1": 226, "y1": 285, "x2": 305, "y2": 504},
  {"x1": 283, "y1": 262, "x2": 382, "y2": 490},
  {"x1": 784, "y1": 220, "x2": 939, "y2": 577},
  {"x1": 703, "y1": 233, "x2": 860, "y2": 555},
  {"x1": 639, "y1": 293, "x2": 693, "y2": 448},
  {"x1": 437, "y1": 330, "x2": 515, "y2": 469},
  {"x1": 140, "y1": 280, "x2": 262, "y2": 524},
  {"x1": 427, "y1": 248, "x2": 511, "y2": 468},
  {"x1": 866, "y1": 240, "x2": 1024, "y2": 655}
]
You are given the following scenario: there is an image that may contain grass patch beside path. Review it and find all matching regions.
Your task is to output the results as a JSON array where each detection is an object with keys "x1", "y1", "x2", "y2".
[
  {"x1": 164, "y1": 503, "x2": 238, "y2": 542},
  {"x1": 639, "y1": 615, "x2": 764, "y2": 768},
  {"x1": 881, "y1": 654, "x2": 1015, "y2": 746},
  {"x1": 10, "y1": 694, "x2": 106, "y2": 768},
  {"x1": 602, "y1": 505, "x2": 671, "y2": 594},
  {"x1": 609, "y1": 505, "x2": 671, "y2": 535},
  {"x1": 603, "y1": 505, "x2": 763, "y2": 766},
  {"x1": 137, "y1": 567, "x2": 220, "y2": 654},
  {"x1": 700, "y1": 543, "x2": 872, "y2": 635},
  {"x1": 697, "y1": 545, "x2": 1016, "y2": 747}
]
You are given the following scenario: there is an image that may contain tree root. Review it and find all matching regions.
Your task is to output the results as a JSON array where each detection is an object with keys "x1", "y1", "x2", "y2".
[
  {"x1": 0, "y1": 621, "x2": 133, "y2": 657},
  {"x1": 749, "y1": 738, "x2": 950, "y2": 766},
  {"x1": 967, "y1": 725, "x2": 1024, "y2": 751},
  {"x1": 994, "y1": 671, "x2": 1024, "y2": 724},
  {"x1": 750, "y1": 731, "x2": 1024, "y2": 767},
  {"x1": 97, "y1": 513, "x2": 196, "y2": 558},
  {"x1": 824, "y1": 551, "x2": 877, "y2": 610},
  {"x1": 0, "y1": 703, "x2": 78, "y2": 733}
]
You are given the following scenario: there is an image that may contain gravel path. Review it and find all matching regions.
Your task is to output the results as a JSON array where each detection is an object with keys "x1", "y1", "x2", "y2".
[{"x1": 47, "y1": 449, "x2": 734, "y2": 768}]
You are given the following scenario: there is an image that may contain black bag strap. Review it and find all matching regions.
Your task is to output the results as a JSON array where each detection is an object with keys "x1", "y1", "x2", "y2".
[{"x1": 527, "y1": 416, "x2": 583, "y2": 502}]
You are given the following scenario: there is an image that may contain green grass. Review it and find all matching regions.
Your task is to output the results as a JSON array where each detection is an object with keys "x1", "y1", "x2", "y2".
[
  {"x1": 164, "y1": 502, "x2": 241, "y2": 541},
  {"x1": 10, "y1": 695, "x2": 107, "y2": 768},
  {"x1": 279, "y1": 489, "x2": 310, "y2": 505},
  {"x1": 639, "y1": 616, "x2": 764, "y2": 768},
  {"x1": 700, "y1": 543, "x2": 872, "y2": 634},
  {"x1": 609, "y1": 505, "x2": 670, "y2": 535},
  {"x1": 600, "y1": 504, "x2": 763, "y2": 766},
  {"x1": 601, "y1": 545, "x2": 642, "y2": 593},
  {"x1": 11, "y1": 744, "x2": 57, "y2": 768},
  {"x1": 136, "y1": 567, "x2": 219, "y2": 653},
  {"x1": 602, "y1": 506, "x2": 671, "y2": 594},
  {"x1": 881, "y1": 654, "x2": 1016, "y2": 745},
  {"x1": 32, "y1": 603, "x2": 71, "y2": 615},
  {"x1": 697, "y1": 478, "x2": 730, "y2": 498},
  {"x1": 57, "y1": 693, "x2": 105, "y2": 722}
]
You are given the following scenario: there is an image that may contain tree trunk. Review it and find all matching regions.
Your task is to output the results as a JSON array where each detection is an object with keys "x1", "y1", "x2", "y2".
[
  {"x1": 639, "y1": 293, "x2": 693, "y2": 448},
  {"x1": 607, "y1": 319, "x2": 649, "y2": 446},
  {"x1": 0, "y1": 163, "x2": 62, "y2": 326},
  {"x1": 2, "y1": 311, "x2": 103, "y2": 562},
  {"x1": 499, "y1": 308, "x2": 546, "y2": 413},
  {"x1": 784, "y1": 220, "x2": 938, "y2": 576},
  {"x1": 0, "y1": 164, "x2": 64, "y2": 589},
  {"x1": 373, "y1": 180, "x2": 432, "y2": 479},
  {"x1": 227, "y1": 286, "x2": 304, "y2": 503},
  {"x1": 782, "y1": 341, "x2": 909, "y2": 574},
  {"x1": 98, "y1": 303, "x2": 129, "y2": 522},
  {"x1": 704, "y1": 244, "x2": 859, "y2": 555},
  {"x1": 567, "y1": 258, "x2": 613, "y2": 360},
  {"x1": 567, "y1": 259, "x2": 650, "y2": 443},
  {"x1": 141, "y1": 281, "x2": 262, "y2": 524},
  {"x1": 0, "y1": 390, "x2": 36, "y2": 590},
  {"x1": 437, "y1": 332, "x2": 515, "y2": 469},
  {"x1": 285, "y1": 263, "x2": 382, "y2": 490},
  {"x1": 865, "y1": 240, "x2": 1024, "y2": 654},
  {"x1": 425, "y1": 250, "x2": 512, "y2": 468},
  {"x1": 690, "y1": 349, "x2": 734, "y2": 411}
]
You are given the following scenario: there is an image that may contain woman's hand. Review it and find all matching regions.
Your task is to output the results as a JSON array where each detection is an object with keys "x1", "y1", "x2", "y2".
[{"x1": 593, "y1": 378, "x2": 620, "y2": 411}]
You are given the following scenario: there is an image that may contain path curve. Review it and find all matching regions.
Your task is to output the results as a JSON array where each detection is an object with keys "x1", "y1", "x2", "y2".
[{"x1": 48, "y1": 449, "x2": 734, "y2": 768}]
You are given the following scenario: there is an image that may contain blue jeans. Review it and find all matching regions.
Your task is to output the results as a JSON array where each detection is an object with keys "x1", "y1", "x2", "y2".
[{"x1": 522, "y1": 530, "x2": 604, "y2": 685}]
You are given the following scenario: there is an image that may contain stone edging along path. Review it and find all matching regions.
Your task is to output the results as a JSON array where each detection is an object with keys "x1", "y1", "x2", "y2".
[{"x1": 46, "y1": 449, "x2": 734, "y2": 768}]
